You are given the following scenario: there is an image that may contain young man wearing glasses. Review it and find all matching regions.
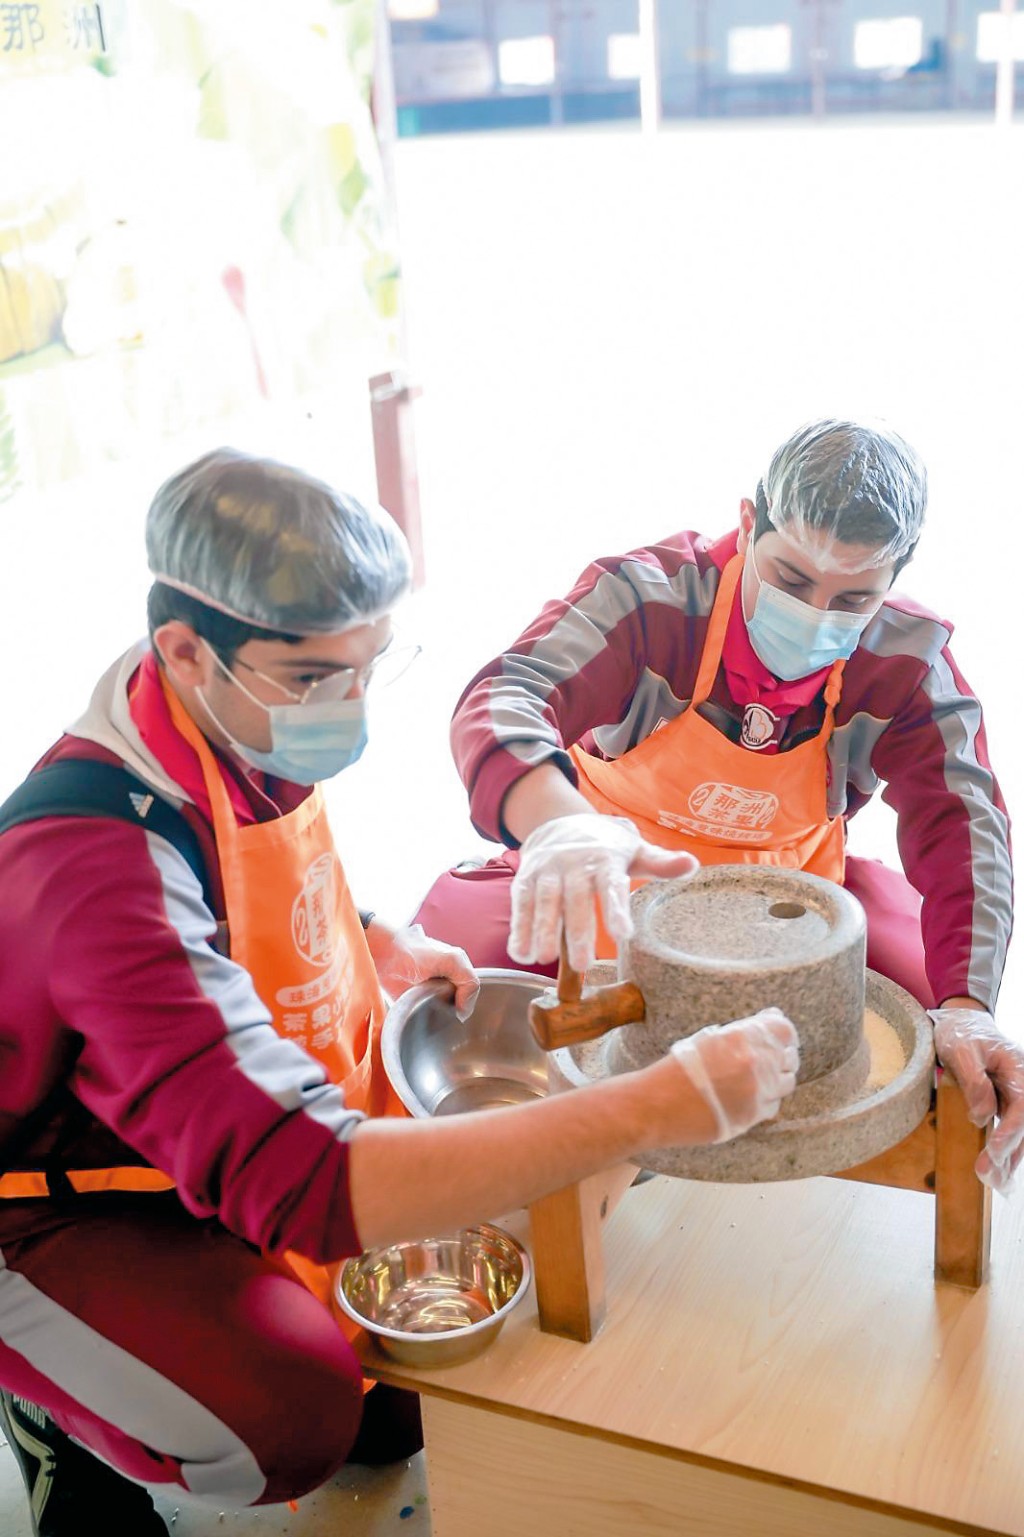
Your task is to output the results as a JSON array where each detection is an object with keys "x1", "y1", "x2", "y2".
[{"x1": 0, "y1": 448, "x2": 798, "y2": 1533}]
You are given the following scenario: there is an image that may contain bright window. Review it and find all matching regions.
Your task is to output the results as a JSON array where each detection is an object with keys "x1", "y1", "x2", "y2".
[
  {"x1": 854, "y1": 17, "x2": 923, "y2": 70},
  {"x1": 387, "y1": 0, "x2": 440, "y2": 18},
  {"x1": 727, "y1": 24, "x2": 792, "y2": 75},
  {"x1": 608, "y1": 32, "x2": 642, "y2": 80},
  {"x1": 977, "y1": 10, "x2": 1024, "y2": 63},
  {"x1": 498, "y1": 35, "x2": 556, "y2": 86}
]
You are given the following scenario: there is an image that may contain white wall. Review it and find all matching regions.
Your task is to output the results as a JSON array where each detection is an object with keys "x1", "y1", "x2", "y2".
[{"x1": 3, "y1": 114, "x2": 1021, "y2": 1016}]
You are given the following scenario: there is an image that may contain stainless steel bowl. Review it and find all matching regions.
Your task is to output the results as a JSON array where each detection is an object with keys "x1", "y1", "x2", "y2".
[
  {"x1": 381, "y1": 968, "x2": 554, "y2": 1118},
  {"x1": 334, "y1": 1223, "x2": 531, "y2": 1367}
]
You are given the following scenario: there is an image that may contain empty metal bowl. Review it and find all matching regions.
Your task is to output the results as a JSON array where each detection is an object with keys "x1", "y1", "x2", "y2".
[
  {"x1": 381, "y1": 968, "x2": 553, "y2": 1118},
  {"x1": 334, "y1": 1223, "x2": 531, "y2": 1367}
]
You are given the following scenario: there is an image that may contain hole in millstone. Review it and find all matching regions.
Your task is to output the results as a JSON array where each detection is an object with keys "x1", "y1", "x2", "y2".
[{"x1": 768, "y1": 902, "x2": 807, "y2": 920}]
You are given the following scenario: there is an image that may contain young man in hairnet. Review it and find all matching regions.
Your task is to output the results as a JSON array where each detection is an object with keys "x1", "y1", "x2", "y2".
[
  {"x1": 417, "y1": 417, "x2": 1022, "y2": 1194},
  {"x1": 0, "y1": 449, "x2": 799, "y2": 1535}
]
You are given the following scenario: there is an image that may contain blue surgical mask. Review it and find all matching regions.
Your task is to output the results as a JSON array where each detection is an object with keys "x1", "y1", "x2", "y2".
[
  {"x1": 199, "y1": 649, "x2": 369, "y2": 784},
  {"x1": 744, "y1": 544, "x2": 875, "y2": 681},
  {"x1": 231, "y1": 698, "x2": 368, "y2": 784}
]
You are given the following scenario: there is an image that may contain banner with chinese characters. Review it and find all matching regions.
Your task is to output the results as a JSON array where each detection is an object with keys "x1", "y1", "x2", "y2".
[{"x1": 0, "y1": 0, "x2": 401, "y2": 497}]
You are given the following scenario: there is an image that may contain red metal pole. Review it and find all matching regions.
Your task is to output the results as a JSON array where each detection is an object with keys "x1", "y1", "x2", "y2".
[
  {"x1": 369, "y1": 1, "x2": 427, "y2": 588},
  {"x1": 369, "y1": 371, "x2": 426, "y2": 589}
]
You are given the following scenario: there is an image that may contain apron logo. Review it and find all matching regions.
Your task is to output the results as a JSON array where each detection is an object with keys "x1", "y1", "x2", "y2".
[
  {"x1": 688, "y1": 781, "x2": 779, "y2": 830},
  {"x1": 740, "y1": 703, "x2": 779, "y2": 751},
  {"x1": 655, "y1": 782, "x2": 781, "y2": 844},
  {"x1": 291, "y1": 853, "x2": 338, "y2": 967},
  {"x1": 276, "y1": 953, "x2": 345, "y2": 1009}
]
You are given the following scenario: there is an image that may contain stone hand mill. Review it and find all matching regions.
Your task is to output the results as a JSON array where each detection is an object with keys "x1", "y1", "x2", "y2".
[{"x1": 526, "y1": 865, "x2": 991, "y2": 1342}]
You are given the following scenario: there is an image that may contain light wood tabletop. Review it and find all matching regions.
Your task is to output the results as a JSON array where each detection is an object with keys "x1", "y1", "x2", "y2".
[{"x1": 366, "y1": 1173, "x2": 1024, "y2": 1535}]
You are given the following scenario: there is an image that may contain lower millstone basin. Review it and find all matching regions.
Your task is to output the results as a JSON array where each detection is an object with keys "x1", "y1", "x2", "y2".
[
  {"x1": 550, "y1": 969, "x2": 935, "y2": 1182},
  {"x1": 863, "y1": 1008, "x2": 908, "y2": 1091}
]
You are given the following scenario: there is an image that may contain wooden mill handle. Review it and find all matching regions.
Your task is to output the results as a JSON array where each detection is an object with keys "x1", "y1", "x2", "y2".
[
  {"x1": 528, "y1": 936, "x2": 645, "y2": 1052},
  {"x1": 558, "y1": 936, "x2": 583, "y2": 1004}
]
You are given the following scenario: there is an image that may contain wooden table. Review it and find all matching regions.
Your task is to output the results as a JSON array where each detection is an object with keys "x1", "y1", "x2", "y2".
[{"x1": 362, "y1": 1173, "x2": 1024, "y2": 1536}]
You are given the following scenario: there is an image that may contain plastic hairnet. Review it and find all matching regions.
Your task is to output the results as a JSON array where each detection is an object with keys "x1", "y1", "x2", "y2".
[
  {"x1": 145, "y1": 448, "x2": 412, "y2": 633},
  {"x1": 760, "y1": 419, "x2": 927, "y2": 573}
]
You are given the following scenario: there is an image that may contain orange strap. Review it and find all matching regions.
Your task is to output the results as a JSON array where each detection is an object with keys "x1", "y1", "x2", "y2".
[{"x1": 0, "y1": 1167, "x2": 176, "y2": 1199}]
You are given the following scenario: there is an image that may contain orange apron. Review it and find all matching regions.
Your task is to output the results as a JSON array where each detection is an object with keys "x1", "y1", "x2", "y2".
[
  {"x1": 163, "y1": 683, "x2": 405, "y2": 1365},
  {"x1": 570, "y1": 553, "x2": 847, "y2": 954}
]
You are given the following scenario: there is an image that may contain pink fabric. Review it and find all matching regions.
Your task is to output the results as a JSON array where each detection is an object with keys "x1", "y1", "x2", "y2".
[
  {"x1": 414, "y1": 852, "x2": 548, "y2": 975},
  {"x1": 412, "y1": 853, "x2": 934, "y2": 1006},
  {"x1": 844, "y1": 857, "x2": 935, "y2": 1008}
]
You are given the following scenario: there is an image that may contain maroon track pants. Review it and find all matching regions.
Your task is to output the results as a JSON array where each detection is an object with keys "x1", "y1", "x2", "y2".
[{"x1": 0, "y1": 1195, "x2": 371, "y2": 1507}]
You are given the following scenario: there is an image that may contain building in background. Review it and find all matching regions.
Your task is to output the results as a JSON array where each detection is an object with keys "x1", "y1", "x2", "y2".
[{"x1": 386, "y1": 0, "x2": 1021, "y2": 135}]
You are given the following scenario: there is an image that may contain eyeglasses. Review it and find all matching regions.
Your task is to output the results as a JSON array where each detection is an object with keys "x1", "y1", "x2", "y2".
[{"x1": 233, "y1": 642, "x2": 422, "y2": 706}]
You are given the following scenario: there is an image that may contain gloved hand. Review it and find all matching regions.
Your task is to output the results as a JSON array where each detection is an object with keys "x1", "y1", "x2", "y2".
[
  {"x1": 930, "y1": 1007, "x2": 1024, "y2": 1193},
  {"x1": 369, "y1": 923, "x2": 479, "y2": 1021},
  {"x1": 509, "y1": 813, "x2": 699, "y2": 973},
  {"x1": 669, "y1": 1007, "x2": 800, "y2": 1144}
]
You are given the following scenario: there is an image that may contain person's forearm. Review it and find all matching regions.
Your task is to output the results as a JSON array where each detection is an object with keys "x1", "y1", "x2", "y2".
[
  {"x1": 363, "y1": 917, "x2": 398, "y2": 965},
  {"x1": 502, "y1": 762, "x2": 599, "y2": 845},
  {"x1": 348, "y1": 1065, "x2": 712, "y2": 1250}
]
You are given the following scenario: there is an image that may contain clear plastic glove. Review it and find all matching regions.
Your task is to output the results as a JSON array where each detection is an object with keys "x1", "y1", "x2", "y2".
[
  {"x1": 930, "y1": 1007, "x2": 1024, "y2": 1194},
  {"x1": 369, "y1": 923, "x2": 479, "y2": 1021},
  {"x1": 509, "y1": 813, "x2": 699, "y2": 974},
  {"x1": 670, "y1": 1007, "x2": 800, "y2": 1144}
]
